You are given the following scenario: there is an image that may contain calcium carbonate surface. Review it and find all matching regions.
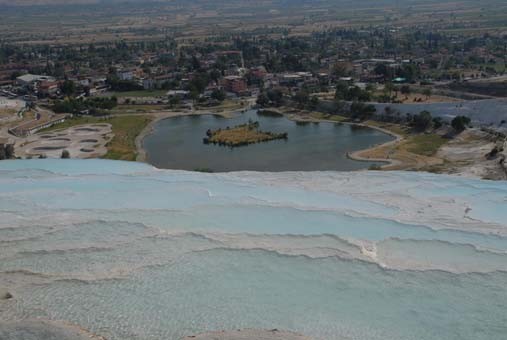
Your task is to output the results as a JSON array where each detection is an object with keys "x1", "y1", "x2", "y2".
[{"x1": 0, "y1": 159, "x2": 506, "y2": 340}]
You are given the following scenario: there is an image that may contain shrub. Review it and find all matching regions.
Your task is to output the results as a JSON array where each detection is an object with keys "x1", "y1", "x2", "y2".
[
  {"x1": 350, "y1": 102, "x2": 376, "y2": 120},
  {"x1": 432, "y1": 117, "x2": 443, "y2": 129},
  {"x1": 61, "y1": 150, "x2": 70, "y2": 159},
  {"x1": 412, "y1": 110, "x2": 433, "y2": 131},
  {"x1": 451, "y1": 116, "x2": 471, "y2": 133}
]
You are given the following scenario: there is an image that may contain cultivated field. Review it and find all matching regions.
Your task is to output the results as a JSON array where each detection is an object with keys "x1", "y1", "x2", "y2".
[{"x1": 1, "y1": 0, "x2": 506, "y2": 45}]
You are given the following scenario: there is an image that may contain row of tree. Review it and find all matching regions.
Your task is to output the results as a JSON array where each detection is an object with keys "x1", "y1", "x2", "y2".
[
  {"x1": 256, "y1": 89, "x2": 285, "y2": 107},
  {"x1": 257, "y1": 86, "x2": 472, "y2": 134},
  {"x1": 379, "y1": 106, "x2": 472, "y2": 133},
  {"x1": 335, "y1": 82, "x2": 372, "y2": 102},
  {"x1": 53, "y1": 97, "x2": 118, "y2": 115}
]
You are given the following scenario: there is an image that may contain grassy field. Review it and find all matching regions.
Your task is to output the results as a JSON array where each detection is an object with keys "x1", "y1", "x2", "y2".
[
  {"x1": 103, "y1": 115, "x2": 153, "y2": 160},
  {"x1": 364, "y1": 120, "x2": 410, "y2": 137},
  {"x1": 352, "y1": 119, "x2": 449, "y2": 171},
  {"x1": 40, "y1": 115, "x2": 153, "y2": 161},
  {"x1": 112, "y1": 104, "x2": 167, "y2": 113},
  {"x1": 366, "y1": 120, "x2": 447, "y2": 156},
  {"x1": 309, "y1": 112, "x2": 347, "y2": 122},
  {"x1": 405, "y1": 134, "x2": 448, "y2": 157},
  {"x1": 196, "y1": 99, "x2": 249, "y2": 113}
]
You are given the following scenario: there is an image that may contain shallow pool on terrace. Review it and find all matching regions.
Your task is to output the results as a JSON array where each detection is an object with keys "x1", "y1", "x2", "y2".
[{"x1": 1, "y1": 160, "x2": 507, "y2": 340}]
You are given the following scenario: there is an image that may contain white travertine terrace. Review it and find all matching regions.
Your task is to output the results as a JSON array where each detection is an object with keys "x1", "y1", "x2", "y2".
[{"x1": 0, "y1": 159, "x2": 506, "y2": 340}]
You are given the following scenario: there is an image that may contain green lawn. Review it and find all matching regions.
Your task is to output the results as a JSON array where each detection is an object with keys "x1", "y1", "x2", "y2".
[
  {"x1": 309, "y1": 112, "x2": 347, "y2": 122},
  {"x1": 112, "y1": 104, "x2": 167, "y2": 113},
  {"x1": 103, "y1": 115, "x2": 153, "y2": 161},
  {"x1": 365, "y1": 120, "x2": 410, "y2": 137},
  {"x1": 405, "y1": 134, "x2": 448, "y2": 156}
]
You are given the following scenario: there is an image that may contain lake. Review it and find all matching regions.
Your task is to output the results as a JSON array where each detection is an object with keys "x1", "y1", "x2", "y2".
[
  {"x1": 143, "y1": 110, "x2": 393, "y2": 172},
  {"x1": 373, "y1": 98, "x2": 507, "y2": 126}
]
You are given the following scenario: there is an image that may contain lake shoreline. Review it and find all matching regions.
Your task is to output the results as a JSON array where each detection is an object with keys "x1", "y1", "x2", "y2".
[
  {"x1": 137, "y1": 108, "x2": 395, "y2": 171},
  {"x1": 283, "y1": 112, "x2": 404, "y2": 168},
  {"x1": 135, "y1": 110, "x2": 234, "y2": 162},
  {"x1": 276, "y1": 108, "x2": 506, "y2": 178},
  {"x1": 136, "y1": 108, "x2": 507, "y2": 179},
  {"x1": 346, "y1": 123, "x2": 404, "y2": 168}
]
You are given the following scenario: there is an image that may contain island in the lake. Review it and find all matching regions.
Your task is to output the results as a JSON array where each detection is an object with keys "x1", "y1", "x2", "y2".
[{"x1": 203, "y1": 121, "x2": 288, "y2": 147}]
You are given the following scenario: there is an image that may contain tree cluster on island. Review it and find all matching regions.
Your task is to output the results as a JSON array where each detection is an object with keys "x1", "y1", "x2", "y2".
[{"x1": 203, "y1": 120, "x2": 288, "y2": 147}]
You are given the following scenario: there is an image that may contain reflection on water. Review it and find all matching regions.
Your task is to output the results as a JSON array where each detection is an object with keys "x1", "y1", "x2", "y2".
[{"x1": 143, "y1": 110, "x2": 393, "y2": 171}]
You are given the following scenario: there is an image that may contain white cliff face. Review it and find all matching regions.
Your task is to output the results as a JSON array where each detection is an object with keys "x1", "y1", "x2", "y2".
[{"x1": 0, "y1": 159, "x2": 506, "y2": 340}]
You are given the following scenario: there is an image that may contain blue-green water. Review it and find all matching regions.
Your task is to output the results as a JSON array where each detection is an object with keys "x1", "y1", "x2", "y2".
[
  {"x1": 1, "y1": 160, "x2": 506, "y2": 340},
  {"x1": 143, "y1": 110, "x2": 393, "y2": 171}
]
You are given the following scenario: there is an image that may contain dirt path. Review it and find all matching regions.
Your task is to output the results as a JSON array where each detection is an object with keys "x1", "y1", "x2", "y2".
[{"x1": 348, "y1": 132, "x2": 443, "y2": 170}]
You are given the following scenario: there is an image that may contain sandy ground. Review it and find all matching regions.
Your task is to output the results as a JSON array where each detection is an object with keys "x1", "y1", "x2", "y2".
[
  {"x1": 182, "y1": 329, "x2": 312, "y2": 340},
  {"x1": 15, "y1": 124, "x2": 113, "y2": 159}
]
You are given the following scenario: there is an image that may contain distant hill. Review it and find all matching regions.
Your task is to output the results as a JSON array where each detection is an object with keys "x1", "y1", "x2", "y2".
[
  {"x1": 0, "y1": 0, "x2": 152, "y2": 5},
  {"x1": 0, "y1": 0, "x2": 98, "y2": 4}
]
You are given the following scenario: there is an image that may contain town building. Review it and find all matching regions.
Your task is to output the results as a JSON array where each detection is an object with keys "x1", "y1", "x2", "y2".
[
  {"x1": 16, "y1": 74, "x2": 56, "y2": 87},
  {"x1": 221, "y1": 76, "x2": 247, "y2": 95},
  {"x1": 116, "y1": 69, "x2": 135, "y2": 81},
  {"x1": 38, "y1": 81, "x2": 60, "y2": 97}
]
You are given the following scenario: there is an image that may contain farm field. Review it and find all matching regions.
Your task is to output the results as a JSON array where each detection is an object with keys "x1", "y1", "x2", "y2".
[{"x1": 1, "y1": 0, "x2": 506, "y2": 45}]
